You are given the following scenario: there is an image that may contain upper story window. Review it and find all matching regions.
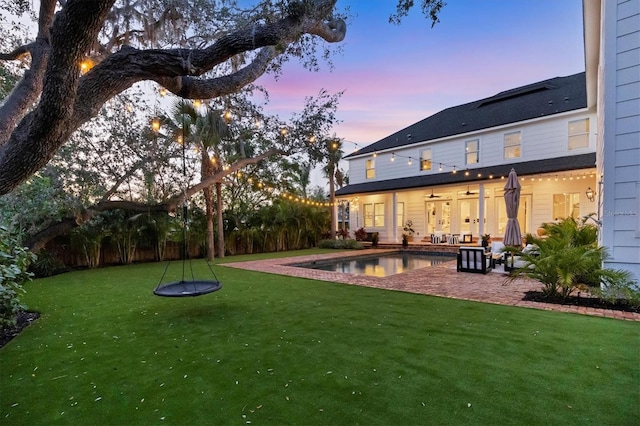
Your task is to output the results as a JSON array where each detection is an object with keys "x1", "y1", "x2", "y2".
[
  {"x1": 504, "y1": 131, "x2": 521, "y2": 159},
  {"x1": 465, "y1": 139, "x2": 479, "y2": 164},
  {"x1": 420, "y1": 149, "x2": 432, "y2": 171},
  {"x1": 568, "y1": 118, "x2": 589, "y2": 150},
  {"x1": 366, "y1": 158, "x2": 375, "y2": 179}
]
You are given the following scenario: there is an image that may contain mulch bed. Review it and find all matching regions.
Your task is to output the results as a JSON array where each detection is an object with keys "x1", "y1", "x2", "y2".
[
  {"x1": 0, "y1": 311, "x2": 40, "y2": 349},
  {"x1": 523, "y1": 291, "x2": 640, "y2": 313}
]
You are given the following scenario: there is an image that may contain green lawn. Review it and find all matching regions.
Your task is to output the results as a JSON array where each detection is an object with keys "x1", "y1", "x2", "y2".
[{"x1": 1, "y1": 250, "x2": 638, "y2": 425}]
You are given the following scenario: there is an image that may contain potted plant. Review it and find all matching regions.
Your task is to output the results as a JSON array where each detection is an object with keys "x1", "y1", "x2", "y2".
[
  {"x1": 481, "y1": 234, "x2": 491, "y2": 251},
  {"x1": 402, "y1": 220, "x2": 415, "y2": 243}
]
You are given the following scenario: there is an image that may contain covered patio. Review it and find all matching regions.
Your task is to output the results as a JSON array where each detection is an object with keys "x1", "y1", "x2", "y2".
[{"x1": 339, "y1": 158, "x2": 597, "y2": 245}]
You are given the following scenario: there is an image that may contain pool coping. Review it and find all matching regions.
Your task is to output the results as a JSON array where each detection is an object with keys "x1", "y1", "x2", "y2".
[{"x1": 222, "y1": 249, "x2": 640, "y2": 322}]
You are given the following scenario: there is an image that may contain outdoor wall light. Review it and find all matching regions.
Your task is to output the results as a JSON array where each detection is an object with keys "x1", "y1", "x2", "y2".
[{"x1": 585, "y1": 187, "x2": 596, "y2": 202}]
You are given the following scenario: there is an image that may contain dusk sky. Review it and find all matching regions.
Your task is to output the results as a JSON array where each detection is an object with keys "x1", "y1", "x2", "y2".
[{"x1": 256, "y1": 0, "x2": 586, "y2": 179}]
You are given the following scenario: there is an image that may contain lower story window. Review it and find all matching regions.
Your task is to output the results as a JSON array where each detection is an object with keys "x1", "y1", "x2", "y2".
[
  {"x1": 553, "y1": 193, "x2": 580, "y2": 220},
  {"x1": 364, "y1": 203, "x2": 385, "y2": 227}
]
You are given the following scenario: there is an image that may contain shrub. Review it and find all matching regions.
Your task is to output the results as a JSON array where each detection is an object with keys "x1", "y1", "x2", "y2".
[
  {"x1": 354, "y1": 227, "x2": 367, "y2": 241},
  {"x1": 0, "y1": 226, "x2": 37, "y2": 328},
  {"x1": 317, "y1": 239, "x2": 363, "y2": 250},
  {"x1": 29, "y1": 249, "x2": 68, "y2": 278},
  {"x1": 336, "y1": 228, "x2": 350, "y2": 240},
  {"x1": 506, "y1": 217, "x2": 636, "y2": 301}
]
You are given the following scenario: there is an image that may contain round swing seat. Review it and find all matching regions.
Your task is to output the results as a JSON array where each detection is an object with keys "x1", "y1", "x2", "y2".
[{"x1": 154, "y1": 280, "x2": 222, "y2": 297}]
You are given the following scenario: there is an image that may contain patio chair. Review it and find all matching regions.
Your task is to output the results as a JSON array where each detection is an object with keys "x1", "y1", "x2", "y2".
[
  {"x1": 504, "y1": 244, "x2": 538, "y2": 272},
  {"x1": 457, "y1": 246, "x2": 493, "y2": 274},
  {"x1": 490, "y1": 241, "x2": 506, "y2": 266}
]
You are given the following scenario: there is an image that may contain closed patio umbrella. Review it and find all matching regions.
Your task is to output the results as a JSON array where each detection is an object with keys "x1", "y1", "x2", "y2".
[{"x1": 503, "y1": 168, "x2": 522, "y2": 247}]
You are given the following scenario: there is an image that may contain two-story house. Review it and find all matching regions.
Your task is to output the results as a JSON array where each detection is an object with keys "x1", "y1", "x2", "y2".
[
  {"x1": 336, "y1": 72, "x2": 597, "y2": 246},
  {"x1": 584, "y1": 0, "x2": 639, "y2": 283},
  {"x1": 336, "y1": 0, "x2": 639, "y2": 284}
]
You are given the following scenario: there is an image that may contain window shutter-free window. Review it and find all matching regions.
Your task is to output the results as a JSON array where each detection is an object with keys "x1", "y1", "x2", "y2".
[
  {"x1": 420, "y1": 149, "x2": 432, "y2": 171},
  {"x1": 568, "y1": 118, "x2": 589, "y2": 150},
  {"x1": 366, "y1": 159, "x2": 375, "y2": 179},
  {"x1": 504, "y1": 131, "x2": 521, "y2": 159},
  {"x1": 466, "y1": 139, "x2": 479, "y2": 164}
]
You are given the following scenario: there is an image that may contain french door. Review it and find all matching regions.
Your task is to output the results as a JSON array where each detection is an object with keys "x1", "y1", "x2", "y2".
[{"x1": 425, "y1": 201, "x2": 451, "y2": 234}]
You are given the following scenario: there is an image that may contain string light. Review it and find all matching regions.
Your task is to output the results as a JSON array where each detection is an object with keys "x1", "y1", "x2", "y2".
[
  {"x1": 79, "y1": 58, "x2": 95, "y2": 74},
  {"x1": 151, "y1": 117, "x2": 161, "y2": 132}
]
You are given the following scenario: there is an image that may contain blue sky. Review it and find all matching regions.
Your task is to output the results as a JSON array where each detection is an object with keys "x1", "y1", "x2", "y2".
[{"x1": 258, "y1": 0, "x2": 586, "y2": 158}]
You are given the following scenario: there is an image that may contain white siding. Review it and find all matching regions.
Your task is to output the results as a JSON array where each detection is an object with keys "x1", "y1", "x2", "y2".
[
  {"x1": 347, "y1": 111, "x2": 596, "y2": 185},
  {"x1": 599, "y1": 0, "x2": 640, "y2": 282}
]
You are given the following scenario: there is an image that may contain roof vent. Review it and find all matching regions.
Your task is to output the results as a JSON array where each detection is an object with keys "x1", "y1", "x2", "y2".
[{"x1": 477, "y1": 83, "x2": 557, "y2": 108}]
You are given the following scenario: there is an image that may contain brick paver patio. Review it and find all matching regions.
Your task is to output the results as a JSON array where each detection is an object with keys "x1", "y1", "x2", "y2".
[{"x1": 223, "y1": 249, "x2": 640, "y2": 322}]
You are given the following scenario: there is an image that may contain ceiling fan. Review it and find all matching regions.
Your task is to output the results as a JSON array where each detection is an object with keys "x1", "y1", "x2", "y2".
[
  {"x1": 427, "y1": 189, "x2": 441, "y2": 199},
  {"x1": 464, "y1": 185, "x2": 477, "y2": 196}
]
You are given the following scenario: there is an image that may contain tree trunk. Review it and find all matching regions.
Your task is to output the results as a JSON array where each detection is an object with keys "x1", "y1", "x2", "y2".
[
  {"x1": 204, "y1": 185, "x2": 215, "y2": 261},
  {"x1": 329, "y1": 166, "x2": 337, "y2": 237},
  {"x1": 215, "y1": 182, "x2": 225, "y2": 258}
]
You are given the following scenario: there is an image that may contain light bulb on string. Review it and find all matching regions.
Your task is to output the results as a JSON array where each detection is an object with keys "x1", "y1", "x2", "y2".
[{"x1": 151, "y1": 117, "x2": 161, "y2": 132}]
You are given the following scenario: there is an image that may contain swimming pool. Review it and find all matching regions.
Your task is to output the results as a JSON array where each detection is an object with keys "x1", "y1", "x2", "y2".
[{"x1": 293, "y1": 252, "x2": 456, "y2": 278}]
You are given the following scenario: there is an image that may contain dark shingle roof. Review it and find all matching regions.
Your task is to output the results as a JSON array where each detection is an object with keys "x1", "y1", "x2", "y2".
[
  {"x1": 335, "y1": 153, "x2": 595, "y2": 196},
  {"x1": 346, "y1": 72, "x2": 586, "y2": 158}
]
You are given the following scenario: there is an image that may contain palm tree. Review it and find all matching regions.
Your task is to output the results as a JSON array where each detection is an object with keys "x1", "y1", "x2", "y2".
[
  {"x1": 170, "y1": 101, "x2": 232, "y2": 260},
  {"x1": 506, "y1": 217, "x2": 634, "y2": 300},
  {"x1": 322, "y1": 138, "x2": 343, "y2": 237}
]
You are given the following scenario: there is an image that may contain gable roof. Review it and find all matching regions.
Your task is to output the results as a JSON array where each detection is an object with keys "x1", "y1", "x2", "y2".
[
  {"x1": 346, "y1": 72, "x2": 587, "y2": 158},
  {"x1": 335, "y1": 153, "x2": 595, "y2": 196}
]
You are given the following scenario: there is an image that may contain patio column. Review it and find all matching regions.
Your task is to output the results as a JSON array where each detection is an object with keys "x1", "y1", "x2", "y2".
[
  {"x1": 478, "y1": 183, "x2": 485, "y2": 239},
  {"x1": 392, "y1": 192, "x2": 398, "y2": 243}
]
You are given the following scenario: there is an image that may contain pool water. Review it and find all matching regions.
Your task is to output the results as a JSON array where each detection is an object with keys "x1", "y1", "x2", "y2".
[{"x1": 296, "y1": 252, "x2": 455, "y2": 277}]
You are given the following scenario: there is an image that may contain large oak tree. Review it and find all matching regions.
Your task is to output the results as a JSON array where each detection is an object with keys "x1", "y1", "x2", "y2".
[
  {"x1": 0, "y1": 0, "x2": 443, "y2": 198},
  {"x1": 0, "y1": 0, "x2": 348, "y2": 196}
]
